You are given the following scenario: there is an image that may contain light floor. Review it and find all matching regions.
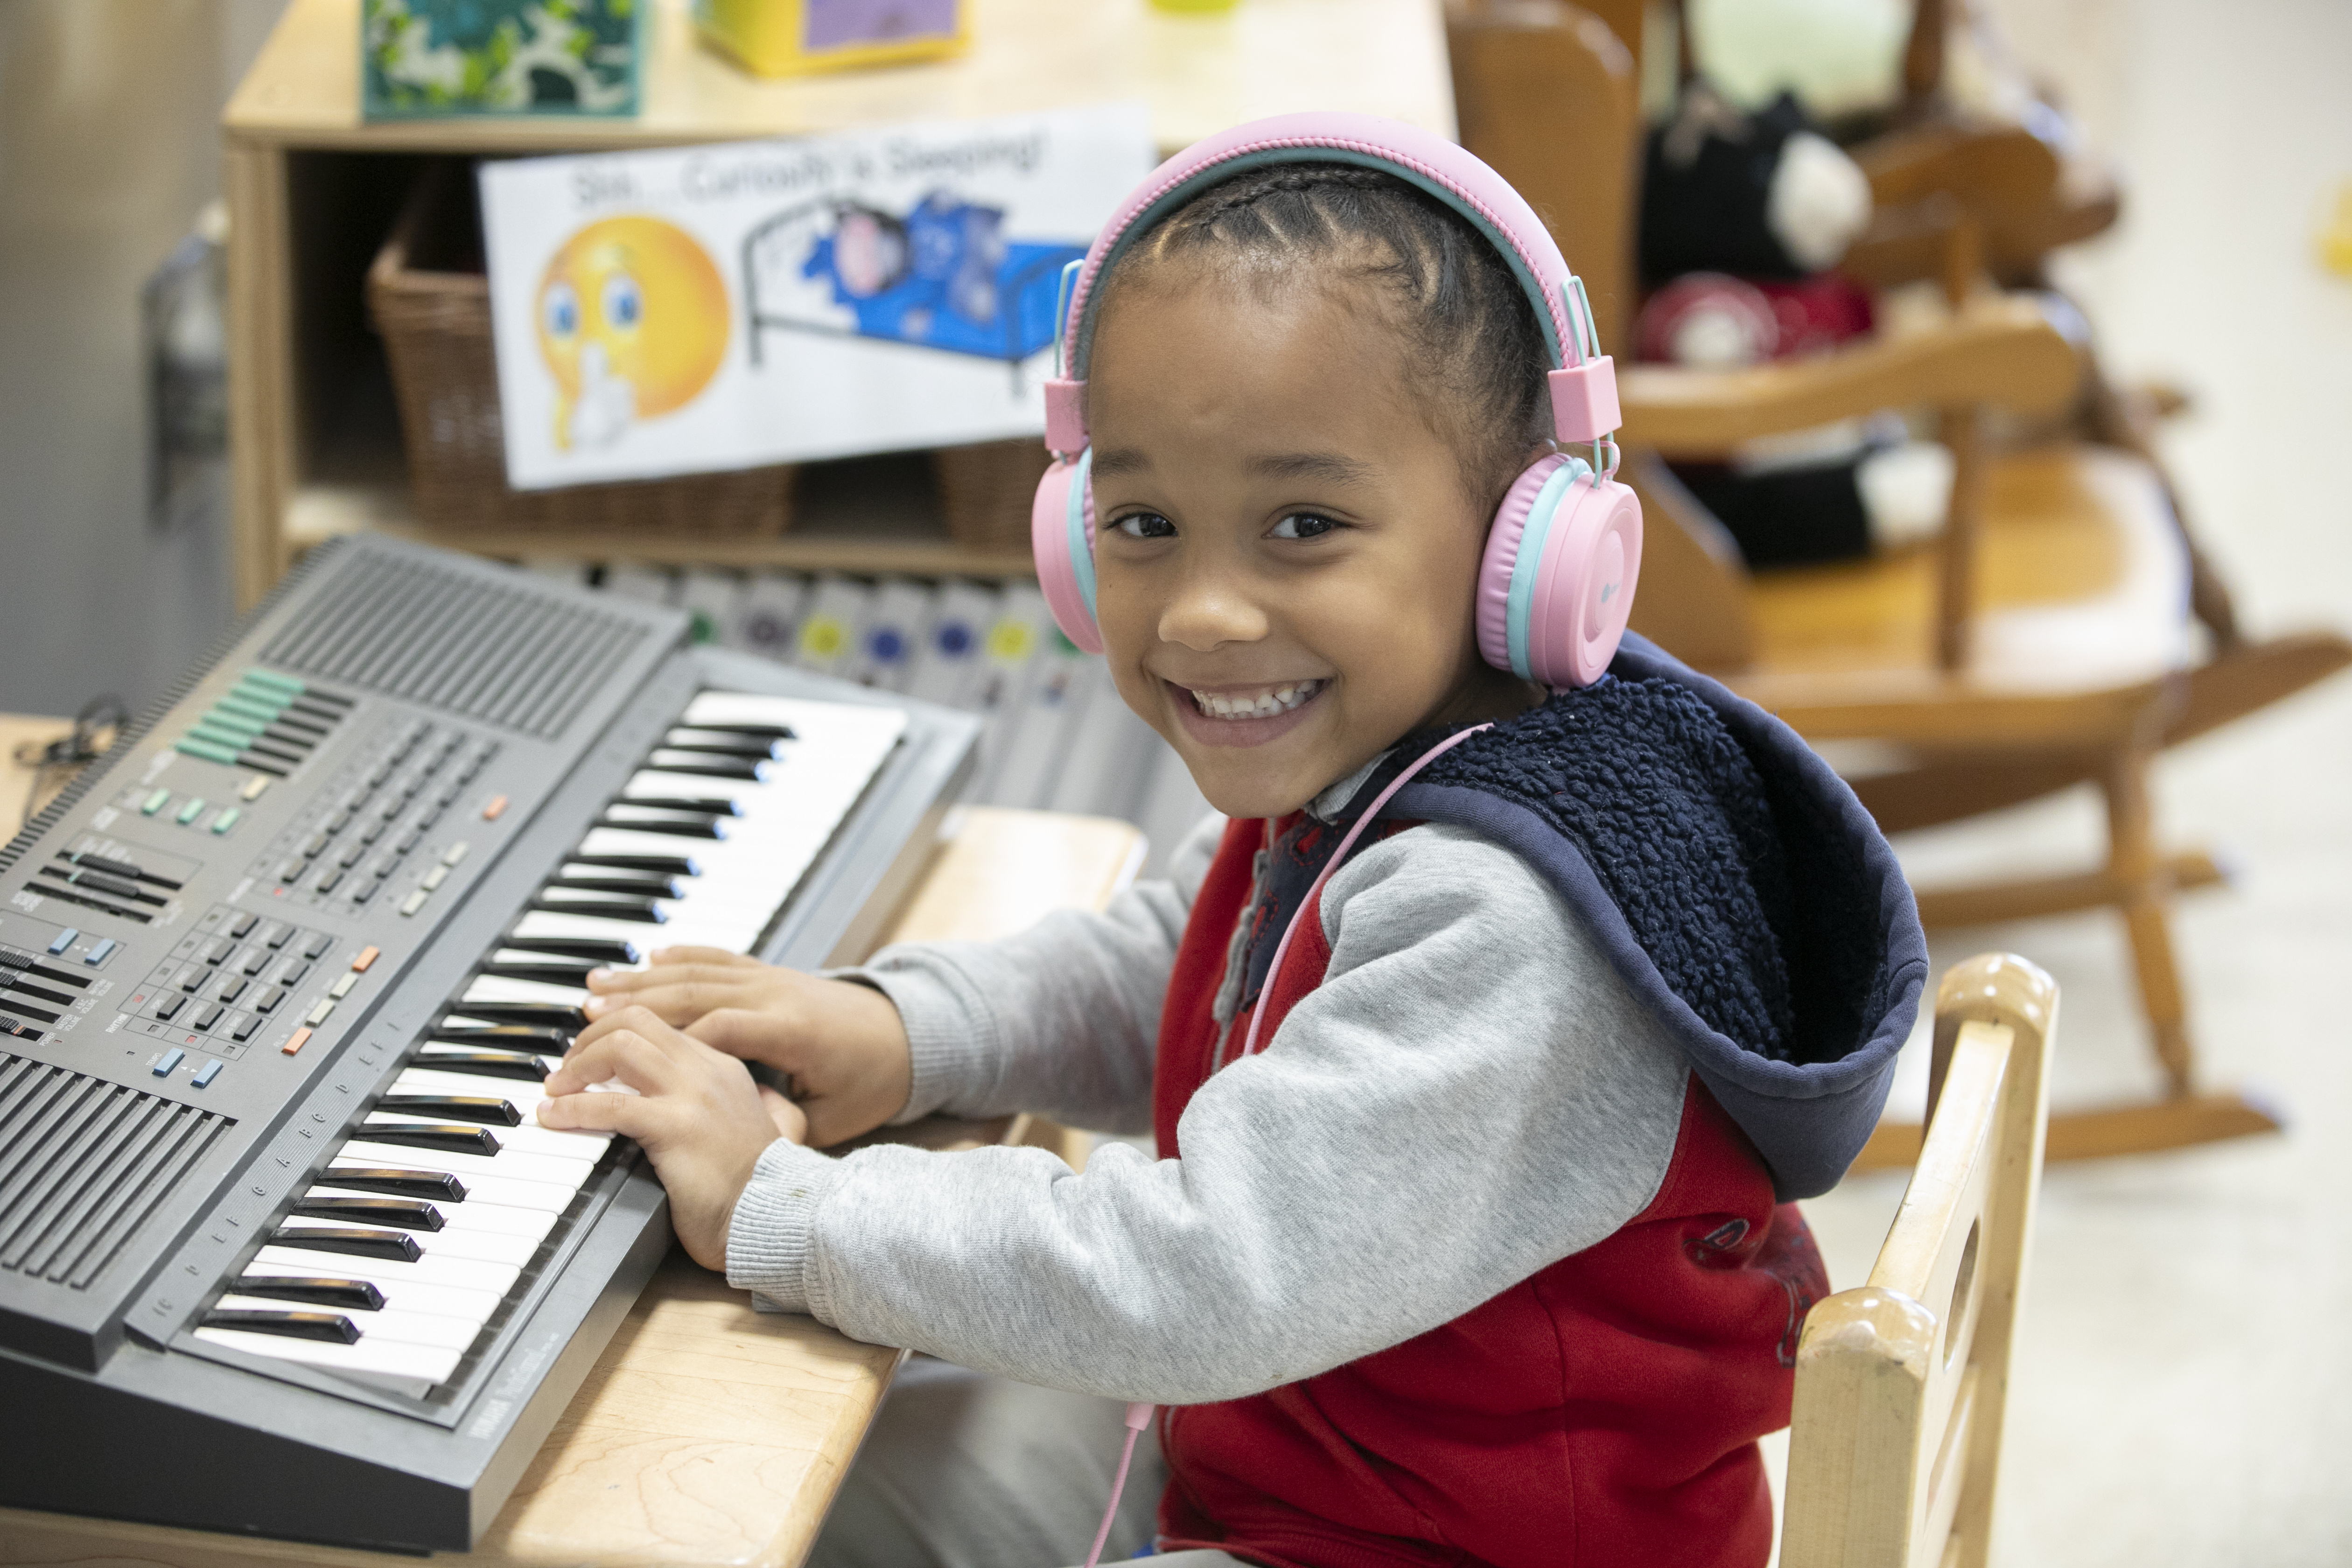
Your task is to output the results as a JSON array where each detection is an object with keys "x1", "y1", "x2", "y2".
[{"x1": 1772, "y1": 2, "x2": 2352, "y2": 1562}]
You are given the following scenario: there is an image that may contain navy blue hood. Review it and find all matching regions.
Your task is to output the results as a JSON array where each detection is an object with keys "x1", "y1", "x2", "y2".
[{"x1": 1242, "y1": 633, "x2": 1925, "y2": 1201}]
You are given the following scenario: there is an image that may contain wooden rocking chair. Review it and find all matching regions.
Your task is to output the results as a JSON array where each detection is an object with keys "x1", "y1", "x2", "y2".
[{"x1": 1446, "y1": 0, "x2": 2351, "y2": 1163}]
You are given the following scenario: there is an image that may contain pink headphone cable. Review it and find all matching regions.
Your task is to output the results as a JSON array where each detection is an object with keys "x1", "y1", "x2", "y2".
[
  {"x1": 1084, "y1": 724, "x2": 1495, "y2": 1564},
  {"x1": 1242, "y1": 724, "x2": 1495, "y2": 1058},
  {"x1": 1083, "y1": 1401, "x2": 1159, "y2": 1568}
]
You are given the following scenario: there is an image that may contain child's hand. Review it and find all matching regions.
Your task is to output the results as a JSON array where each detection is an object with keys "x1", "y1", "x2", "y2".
[
  {"x1": 537, "y1": 1006, "x2": 806, "y2": 1271},
  {"x1": 582, "y1": 948, "x2": 912, "y2": 1147}
]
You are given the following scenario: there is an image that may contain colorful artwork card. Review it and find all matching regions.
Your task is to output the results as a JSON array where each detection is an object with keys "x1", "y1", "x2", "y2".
[{"x1": 477, "y1": 104, "x2": 1153, "y2": 490}]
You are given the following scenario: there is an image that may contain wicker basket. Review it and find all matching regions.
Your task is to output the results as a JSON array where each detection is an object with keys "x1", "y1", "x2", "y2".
[
  {"x1": 366, "y1": 165, "x2": 794, "y2": 535},
  {"x1": 931, "y1": 437, "x2": 1054, "y2": 553}
]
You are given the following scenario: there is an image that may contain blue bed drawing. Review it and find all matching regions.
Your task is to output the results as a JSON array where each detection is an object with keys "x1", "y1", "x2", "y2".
[{"x1": 742, "y1": 191, "x2": 1083, "y2": 380}]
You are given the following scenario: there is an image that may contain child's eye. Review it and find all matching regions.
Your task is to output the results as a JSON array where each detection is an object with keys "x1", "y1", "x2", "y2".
[
  {"x1": 1110, "y1": 512, "x2": 1175, "y2": 540},
  {"x1": 1269, "y1": 512, "x2": 1340, "y2": 540}
]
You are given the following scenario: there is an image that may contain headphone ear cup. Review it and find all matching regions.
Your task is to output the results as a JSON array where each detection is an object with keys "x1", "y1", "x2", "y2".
[
  {"x1": 1527, "y1": 476, "x2": 1641, "y2": 688},
  {"x1": 1030, "y1": 450, "x2": 1104, "y2": 654},
  {"x1": 1474, "y1": 453, "x2": 1642, "y2": 688}
]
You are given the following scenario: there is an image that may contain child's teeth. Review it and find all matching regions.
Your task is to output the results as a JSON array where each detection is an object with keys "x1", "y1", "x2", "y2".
[{"x1": 1190, "y1": 679, "x2": 1322, "y2": 719}]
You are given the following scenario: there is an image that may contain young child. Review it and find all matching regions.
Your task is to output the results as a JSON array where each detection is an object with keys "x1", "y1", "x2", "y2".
[{"x1": 539, "y1": 115, "x2": 1924, "y2": 1568}]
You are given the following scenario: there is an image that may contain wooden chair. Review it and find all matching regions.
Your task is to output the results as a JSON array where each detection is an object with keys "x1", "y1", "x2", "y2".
[
  {"x1": 1447, "y1": 0, "x2": 2348, "y2": 1164},
  {"x1": 1781, "y1": 952, "x2": 2056, "y2": 1568}
]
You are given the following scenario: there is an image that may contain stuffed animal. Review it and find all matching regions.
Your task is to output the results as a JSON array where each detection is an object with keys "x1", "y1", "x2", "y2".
[{"x1": 1636, "y1": 81, "x2": 1953, "y2": 568}]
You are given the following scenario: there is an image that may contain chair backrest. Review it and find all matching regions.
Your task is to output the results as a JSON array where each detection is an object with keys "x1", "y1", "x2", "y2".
[
  {"x1": 1446, "y1": 0, "x2": 1768, "y2": 669},
  {"x1": 1444, "y1": 0, "x2": 1641, "y2": 355},
  {"x1": 1782, "y1": 952, "x2": 2057, "y2": 1568}
]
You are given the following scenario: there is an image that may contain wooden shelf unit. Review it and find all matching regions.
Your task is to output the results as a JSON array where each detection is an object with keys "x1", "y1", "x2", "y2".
[{"x1": 224, "y1": 0, "x2": 1455, "y2": 608}]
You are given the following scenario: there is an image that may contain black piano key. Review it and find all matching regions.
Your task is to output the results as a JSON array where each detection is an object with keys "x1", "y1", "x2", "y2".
[
  {"x1": 360, "y1": 1122, "x2": 503, "y2": 1157},
  {"x1": 530, "y1": 894, "x2": 665, "y2": 924},
  {"x1": 496, "y1": 934, "x2": 641, "y2": 964},
  {"x1": 444, "y1": 1002, "x2": 586, "y2": 1030},
  {"x1": 644, "y1": 754, "x2": 768, "y2": 782},
  {"x1": 593, "y1": 813, "x2": 727, "y2": 840},
  {"x1": 683, "y1": 720, "x2": 793, "y2": 741},
  {"x1": 292, "y1": 1196, "x2": 446, "y2": 1232},
  {"x1": 267, "y1": 1225, "x2": 422, "y2": 1263},
  {"x1": 230, "y1": 1274, "x2": 385, "y2": 1311},
  {"x1": 478, "y1": 959, "x2": 601, "y2": 987},
  {"x1": 617, "y1": 795, "x2": 742, "y2": 817},
  {"x1": 377, "y1": 1094, "x2": 521, "y2": 1127},
  {"x1": 427, "y1": 1023, "x2": 572, "y2": 1050},
  {"x1": 566, "y1": 852, "x2": 698, "y2": 878},
  {"x1": 318, "y1": 1167, "x2": 467, "y2": 1201},
  {"x1": 552, "y1": 871, "x2": 685, "y2": 898},
  {"x1": 657, "y1": 734, "x2": 786, "y2": 761},
  {"x1": 202, "y1": 1309, "x2": 360, "y2": 1344},
  {"x1": 414, "y1": 1048, "x2": 561, "y2": 1083}
]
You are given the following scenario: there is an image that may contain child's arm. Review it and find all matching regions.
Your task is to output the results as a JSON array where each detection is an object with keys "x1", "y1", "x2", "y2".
[{"x1": 555, "y1": 823, "x2": 1695, "y2": 1403}]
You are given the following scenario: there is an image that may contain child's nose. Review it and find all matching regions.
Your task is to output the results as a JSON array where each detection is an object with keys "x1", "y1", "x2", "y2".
[{"x1": 1157, "y1": 570, "x2": 1269, "y2": 651}]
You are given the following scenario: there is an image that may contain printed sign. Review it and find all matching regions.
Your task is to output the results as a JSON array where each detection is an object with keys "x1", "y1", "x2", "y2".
[{"x1": 478, "y1": 104, "x2": 1155, "y2": 490}]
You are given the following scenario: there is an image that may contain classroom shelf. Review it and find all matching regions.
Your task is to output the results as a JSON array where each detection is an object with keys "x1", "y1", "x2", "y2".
[{"x1": 224, "y1": 0, "x2": 1455, "y2": 609}]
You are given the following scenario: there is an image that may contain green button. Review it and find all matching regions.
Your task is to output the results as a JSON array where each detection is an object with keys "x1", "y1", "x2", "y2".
[
  {"x1": 210, "y1": 807, "x2": 241, "y2": 835},
  {"x1": 190, "y1": 723, "x2": 256, "y2": 753},
  {"x1": 216, "y1": 694, "x2": 282, "y2": 724},
  {"x1": 174, "y1": 737, "x2": 240, "y2": 766},
  {"x1": 201, "y1": 708, "x2": 266, "y2": 737},
  {"x1": 242, "y1": 669, "x2": 304, "y2": 696},
  {"x1": 141, "y1": 787, "x2": 172, "y2": 816},
  {"x1": 175, "y1": 798, "x2": 206, "y2": 825}
]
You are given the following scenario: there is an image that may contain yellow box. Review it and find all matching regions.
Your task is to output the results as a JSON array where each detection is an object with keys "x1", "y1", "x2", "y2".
[{"x1": 693, "y1": 0, "x2": 968, "y2": 77}]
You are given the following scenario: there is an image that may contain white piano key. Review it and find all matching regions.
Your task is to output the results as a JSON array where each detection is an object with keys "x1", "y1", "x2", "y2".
[
  {"x1": 213, "y1": 1295, "x2": 485, "y2": 1353},
  {"x1": 682, "y1": 693, "x2": 910, "y2": 748},
  {"x1": 511, "y1": 909, "x2": 760, "y2": 954},
  {"x1": 194, "y1": 1326, "x2": 461, "y2": 1393},
  {"x1": 236, "y1": 1258, "x2": 504, "y2": 1323},
  {"x1": 253, "y1": 1242, "x2": 519, "y2": 1296},
  {"x1": 464, "y1": 973, "x2": 595, "y2": 1008},
  {"x1": 274, "y1": 1216, "x2": 540, "y2": 1268},
  {"x1": 304, "y1": 1185, "x2": 558, "y2": 1242},
  {"x1": 338, "y1": 1140, "x2": 598, "y2": 1190},
  {"x1": 364, "y1": 1113, "x2": 609, "y2": 1163},
  {"x1": 576, "y1": 826, "x2": 746, "y2": 863}
]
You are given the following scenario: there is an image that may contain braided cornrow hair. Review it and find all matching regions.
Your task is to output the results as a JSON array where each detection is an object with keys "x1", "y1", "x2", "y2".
[{"x1": 1082, "y1": 161, "x2": 1554, "y2": 507}]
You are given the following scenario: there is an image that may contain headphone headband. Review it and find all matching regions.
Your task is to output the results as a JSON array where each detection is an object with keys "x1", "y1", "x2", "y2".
[{"x1": 1043, "y1": 112, "x2": 1619, "y2": 458}]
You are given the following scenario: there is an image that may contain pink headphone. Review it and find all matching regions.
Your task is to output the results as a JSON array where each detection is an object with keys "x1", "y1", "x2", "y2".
[{"x1": 1028, "y1": 112, "x2": 1642, "y2": 690}]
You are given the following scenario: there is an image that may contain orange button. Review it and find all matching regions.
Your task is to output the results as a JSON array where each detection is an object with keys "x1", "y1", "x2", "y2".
[
  {"x1": 351, "y1": 945, "x2": 380, "y2": 973},
  {"x1": 281, "y1": 1026, "x2": 313, "y2": 1057},
  {"x1": 482, "y1": 794, "x2": 508, "y2": 821}
]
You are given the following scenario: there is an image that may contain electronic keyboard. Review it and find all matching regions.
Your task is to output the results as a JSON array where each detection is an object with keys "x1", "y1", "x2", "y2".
[{"x1": 0, "y1": 536, "x2": 980, "y2": 1550}]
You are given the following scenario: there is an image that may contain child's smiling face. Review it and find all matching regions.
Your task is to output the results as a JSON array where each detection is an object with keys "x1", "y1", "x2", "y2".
[{"x1": 1087, "y1": 270, "x2": 1540, "y2": 819}]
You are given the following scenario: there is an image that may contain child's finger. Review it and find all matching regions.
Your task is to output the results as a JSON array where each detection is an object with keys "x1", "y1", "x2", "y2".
[
  {"x1": 683, "y1": 1006, "x2": 795, "y2": 1064},
  {"x1": 757, "y1": 1085, "x2": 808, "y2": 1143},
  {"x1": 582, "y1": 968, "x2": 757, "y2": 1022},
  {"x1": 545, "y1": 1023, "x2": 678, "y2": 1098},
  {"x1": 537, "y1": 1086, "x2": 665, "y2": 1139},
  {"x1": 646, "y1": 946, "x2": 763, "y2": 970}
]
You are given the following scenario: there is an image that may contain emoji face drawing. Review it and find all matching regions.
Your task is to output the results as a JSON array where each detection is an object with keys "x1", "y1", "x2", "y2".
[{"x1": 535, "y1": 216, "x2": 729, "y2": 451}]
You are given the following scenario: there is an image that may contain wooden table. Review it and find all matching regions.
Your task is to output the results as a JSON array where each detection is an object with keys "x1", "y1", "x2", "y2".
[
  {"x1": 0, "y1": 714, "x2": 1148, "y2": 1568},
  {"x1": 224, "y1": 0, "x2": 1456, "y2": 610}
]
